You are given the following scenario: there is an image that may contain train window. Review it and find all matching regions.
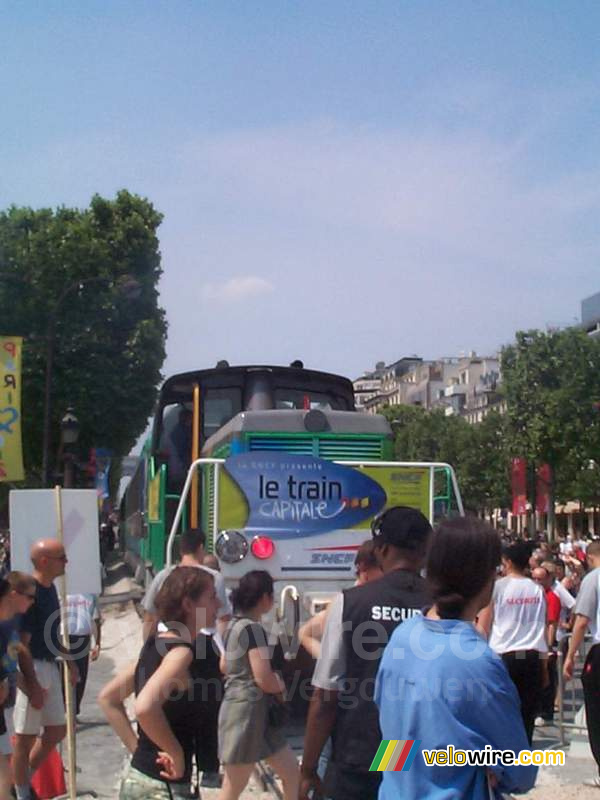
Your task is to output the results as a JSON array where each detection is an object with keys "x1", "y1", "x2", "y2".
[
  {"x1": 203, "y1": 387, "x2": 243, "y2": 439},
  {"x1": 274, "y1": 388, "x2": 346, "y2": 410}
]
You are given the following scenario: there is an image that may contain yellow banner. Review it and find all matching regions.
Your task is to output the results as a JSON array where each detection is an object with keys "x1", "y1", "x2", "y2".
[
  {"x1": 148, "y1": 471, "x2": 162, "y2": 522},
  {"x1": 360, "y1": 465, "x2": 431, "y2": 520},
  {"x1": 0, "y1": 337, "x2": 24, "y2": 482}
]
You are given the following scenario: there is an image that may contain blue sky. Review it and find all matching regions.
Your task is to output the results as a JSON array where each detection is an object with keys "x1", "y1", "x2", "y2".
[{"x1": 2, "y1": 1, "x2": 600, "y2": 382}]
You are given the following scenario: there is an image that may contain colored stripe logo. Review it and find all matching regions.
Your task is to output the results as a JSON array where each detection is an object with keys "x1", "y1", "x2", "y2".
[{"x1": 369, "y1": 740, "x2": 421, "y2": 772}]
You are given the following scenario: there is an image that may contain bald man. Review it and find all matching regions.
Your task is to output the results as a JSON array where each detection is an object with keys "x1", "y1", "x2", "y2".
[{"x1": 12, "y1": 540, "x2": 77, "y2": 800}]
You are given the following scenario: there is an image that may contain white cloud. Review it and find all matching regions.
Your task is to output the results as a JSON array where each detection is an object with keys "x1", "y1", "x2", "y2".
[{"x1": 200, "y1": 275, "x2": 274, "y2": 303}]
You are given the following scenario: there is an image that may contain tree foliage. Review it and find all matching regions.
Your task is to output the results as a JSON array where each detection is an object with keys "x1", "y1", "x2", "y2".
[
  {"x1": 0, "y1": 191, "x2": 167, "y2": 491},
  {"x1": 383, "y1": 405, "x2": 510, "y2": 512},
  {"x1": 501, "y1": 328, "x2": 600, "y2": 504}
]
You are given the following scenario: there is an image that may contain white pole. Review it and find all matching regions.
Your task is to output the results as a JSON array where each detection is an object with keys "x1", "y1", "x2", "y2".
[{"x1": 54, "y1": 486, "x2": 77, "y2": 800}]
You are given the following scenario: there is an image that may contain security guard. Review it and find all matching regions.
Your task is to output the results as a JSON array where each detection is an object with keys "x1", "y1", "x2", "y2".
[{"x1": 300, "y1": 506, "x2": 432, "y2": 800}]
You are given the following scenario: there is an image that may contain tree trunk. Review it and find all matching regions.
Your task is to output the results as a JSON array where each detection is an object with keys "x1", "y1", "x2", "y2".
[{"x1": 547, "y1": 476, "x2": 556, "y2": 543}]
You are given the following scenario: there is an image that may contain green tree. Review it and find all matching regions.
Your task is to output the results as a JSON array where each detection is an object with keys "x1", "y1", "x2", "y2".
[
  {"x1": 461, "y1": 410, "x2": 511, "y2": 512},
  {"x1": 0, "y1": 191, "x2": 167, "y2": 500},
  {"x1": 501, "y1": 328, "x2": 600, "y2": 538},
  {"x1": 383, "y1": 405, "x2": 510, "y2": 514}
]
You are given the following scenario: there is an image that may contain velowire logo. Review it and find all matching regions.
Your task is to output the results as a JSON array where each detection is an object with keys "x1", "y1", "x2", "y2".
[{"x1": 369, "y1": 740, "x2": 421, "y2": 772}]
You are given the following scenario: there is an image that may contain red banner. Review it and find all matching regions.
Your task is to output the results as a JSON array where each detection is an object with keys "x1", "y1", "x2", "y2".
[
  {"x1": 512, "y1": 458, "x2": 527, "y2": 515},
  {"x1": 536, "y1": 463, "x2": 552, "y2": 514}
]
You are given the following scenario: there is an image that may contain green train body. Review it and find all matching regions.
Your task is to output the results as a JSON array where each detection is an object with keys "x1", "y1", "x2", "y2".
[{"x1": 122, "y1": 363, "x2": 460, "y2": 591}]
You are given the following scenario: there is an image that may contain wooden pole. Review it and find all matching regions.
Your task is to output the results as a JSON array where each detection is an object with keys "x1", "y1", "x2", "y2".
[{"x1": 54, "y1": 486, "x2": 77, "y2": 800}]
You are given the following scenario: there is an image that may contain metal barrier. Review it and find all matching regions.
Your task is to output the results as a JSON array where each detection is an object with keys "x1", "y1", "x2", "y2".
[{"x1": 556, "y1": 635, "x2": 591, "y2": 745}]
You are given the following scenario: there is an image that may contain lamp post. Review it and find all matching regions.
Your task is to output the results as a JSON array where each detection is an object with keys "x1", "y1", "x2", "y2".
[
  {"x1": 41, "y1": 275, "x2": 141, "y2": 486},
  {"x1": 60, "y1": 408, "x2": 80, "y2": 489}
]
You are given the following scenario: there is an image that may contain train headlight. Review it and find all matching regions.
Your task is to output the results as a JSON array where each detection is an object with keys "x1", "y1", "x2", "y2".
[
  {"x1": 251, "y1": 535, "x2": 275, "y2": 560},
  {"x1": 215, "y1": 531, "x2": 248, "y2": 564}
]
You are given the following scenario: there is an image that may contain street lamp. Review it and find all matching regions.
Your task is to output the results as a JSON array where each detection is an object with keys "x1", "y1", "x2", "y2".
[
  {"x1": 60, "y1": 408, "x2": 80, "y2": 445},
  {"x1": 60, "y1": 408, "x2": 80, "y2": 488},
  {"x1": 41, "y1": 275, "x2": 141, "y2": 485}
]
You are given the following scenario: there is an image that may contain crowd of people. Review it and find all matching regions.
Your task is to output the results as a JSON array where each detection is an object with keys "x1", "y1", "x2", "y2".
[
  {"x1": 2, "y1": 514, "x2": 597, "y2": 799},
  {"x1": 90, "y1": 514, "x2": 600, "y2": 800}
]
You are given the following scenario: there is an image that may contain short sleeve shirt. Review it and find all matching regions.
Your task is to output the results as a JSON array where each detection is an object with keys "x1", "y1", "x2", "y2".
[
  {"x1": 544, "y1": 588, "x2": 561, "y2": 625},
  {"x1": 64, "y1": 594, "x2": 99, "y2": 636},
  {"x1": 575, "y1": 567, "x2": 600, "y2": 643},
  {"x1": 22, "y1": 581, "x2": 61, "y2": 661},
  {"x1": 488, "y1": 576, "x2": 548, "y2": 654},
  {"x1": 142, "y1": 564, "x2": 232, "y2": 621}
]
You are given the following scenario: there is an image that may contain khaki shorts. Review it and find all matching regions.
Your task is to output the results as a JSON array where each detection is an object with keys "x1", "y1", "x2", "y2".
[{"x1": 13, "y1": 660, "x2": 65, "y2": 735}]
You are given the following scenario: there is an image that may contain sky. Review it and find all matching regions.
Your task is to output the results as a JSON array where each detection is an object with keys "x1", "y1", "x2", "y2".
[{"x1": 2, "y1": 1, "x2": 600, "y2": 385}]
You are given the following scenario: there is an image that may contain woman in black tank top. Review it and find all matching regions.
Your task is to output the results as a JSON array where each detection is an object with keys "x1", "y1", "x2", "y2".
[{"x1": 100, "y1": 567, "x2": 219, "y2": 800}]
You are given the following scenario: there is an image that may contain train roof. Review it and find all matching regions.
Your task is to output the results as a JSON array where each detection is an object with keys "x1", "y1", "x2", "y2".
[{"x1": 159, "y1": 364, "x2": 354, "y2": 405}]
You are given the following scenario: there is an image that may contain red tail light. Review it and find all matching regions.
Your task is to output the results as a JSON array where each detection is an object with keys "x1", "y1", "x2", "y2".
[{"x1": 251, "y1": 536, "x2": 275, "y2": 560}]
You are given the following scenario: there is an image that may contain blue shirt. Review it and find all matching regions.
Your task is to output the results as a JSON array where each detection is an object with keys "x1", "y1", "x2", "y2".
[
  {"x1": 22, "y1": 581, "x2": 61, "y2": 661},
  {"x1": 374, "y1": 615, "x2": 537, "y2": 799},
  {"x1": 0, "y1": 616, "x2": 21, "y2": 707}
]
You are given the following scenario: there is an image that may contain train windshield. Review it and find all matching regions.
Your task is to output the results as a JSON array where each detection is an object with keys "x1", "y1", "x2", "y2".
[
  {"x1": 274, "y1": 388, "x2": 348, "y2": 410},
  {"x1": 154, "y1": 365, "x2": 355, "y2": 459},
  {"x1": 204, "y1": 387, "x2": 243, "y2": 439}
]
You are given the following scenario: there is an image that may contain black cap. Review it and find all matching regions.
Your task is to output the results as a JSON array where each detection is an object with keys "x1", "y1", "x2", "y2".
[{"x1": 371, "y1": 506, "x2": 432, "y2": 550}]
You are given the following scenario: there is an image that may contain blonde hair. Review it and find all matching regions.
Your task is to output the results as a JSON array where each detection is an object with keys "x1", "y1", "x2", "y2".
[{"x1": 7, "y1": 571, "x2": 35, "y2": 594}]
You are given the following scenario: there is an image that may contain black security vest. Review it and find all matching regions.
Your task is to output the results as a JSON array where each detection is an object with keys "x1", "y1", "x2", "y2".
[{"x1": 333, "y1": 568, "x2": 430, "y2": 772}]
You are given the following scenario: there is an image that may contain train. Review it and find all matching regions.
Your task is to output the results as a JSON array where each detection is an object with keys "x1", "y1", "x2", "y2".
[{"x1": 121, "y1": 361, "x2": 463, "y2": 634}]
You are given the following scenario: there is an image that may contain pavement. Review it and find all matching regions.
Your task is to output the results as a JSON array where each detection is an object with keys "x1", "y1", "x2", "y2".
[
  {"x1": 66, "y1": 555, "x2": 600, "y2": 799},
  {"x1": 68, "y1": 555, "x2": 143, "y2": 798}
]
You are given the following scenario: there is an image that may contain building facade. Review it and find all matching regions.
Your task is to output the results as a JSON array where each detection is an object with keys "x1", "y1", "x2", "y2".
[
  {"x1": 441, "y1": 355, "x2": 502, "y2": 424},
  {"x1": 354, "y1": 353, "x2": 504, "y2": 422},
  {"x1": 582, "y1": 291, "x2": 600, "y2": 339}
]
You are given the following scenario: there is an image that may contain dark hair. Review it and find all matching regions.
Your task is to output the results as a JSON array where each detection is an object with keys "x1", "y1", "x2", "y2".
[
  {"x1": 502, "y1": 540, "x2": 533, "y2": 571},
  {"x1": 230, "y1": 570, "x2": 273, "y2": 613},
  {"x1": 426, "y1": 518, "x2": 501, "y2": 620},
  {"x1": 355, "y1": 539, "x2": 379, "y2": 570},
  {"x1": 155, "y1": 566, "x2": 214, "y2": 625},
  {"x1": 179, "y1": 529, "x2": 206, "y2": 555},
  {"x1": 0, "y1": 578, "x2": 9, "y2": 602}
]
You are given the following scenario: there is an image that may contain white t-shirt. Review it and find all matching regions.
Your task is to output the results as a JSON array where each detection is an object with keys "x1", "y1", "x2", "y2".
[
  {"x1": 142, "y1": 563, "x2": 232, "y2": 620},
  {"x1": 65, "y1": 593, "x2": 99, "y2": 637},
  {"x1": 489, "y1": 576, "x2": 548, "y2": 654},
  {"x1": 552, "y1": 579, "x2": 576, "y2": 642}
]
